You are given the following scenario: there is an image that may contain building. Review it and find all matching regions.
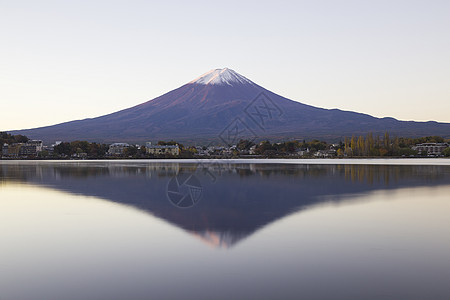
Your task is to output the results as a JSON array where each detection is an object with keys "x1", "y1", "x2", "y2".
[
  {"x1": 146, "y1": 143, "x2": 180, "y2": 156},
  {"x1": 20, "y1": 140, "x2": 43, "y2": 156},
  {"x1": 27, "y1": 140, "x2": 43, "y2": 152},
  {"x1": 3, "y1": 144, "x2": 23, "y2": 157},
  {"x1": 412, "y1": 143, "x2": 449, "y2": 156},
  {"x1": 2, "y1": 143, "x2": 14, "y2": 157},
  {"x1": 2, "y1": 140, "x2": 43, "y2": 157},
  {"x1": 108, "y1": 143, "x2": 130, "y2": 156},
  {"x1": 314, "y1": 149, "x2": 336, "y2": 158}
]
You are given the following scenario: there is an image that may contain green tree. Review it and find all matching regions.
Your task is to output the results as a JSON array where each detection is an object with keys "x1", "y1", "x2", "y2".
[
  {"x1": 0, "y1": 132, "x2": 29, "y2": 145},
  {"x1": 54, "y1": 142, "x2": 73, "y2": 156},
  {"x1": 308, "y1": 140, "x2": 327, "y2": 152},
  {"x1": 393, "y1": 137, "x2": 400, "y2": 153},
  {"x1": 124, "y1": 146, "x2": 138, "y2": 157},
  {"x1": 255, "y1": 141, "x2": 276, "y2": 155},
  {"x1": 443, "y1": 147, "x2": 450, "y2": 157},
  {"x1": 397, "y1": 148, "x2": 418, "y2": 156},
  {"x1": 37, "y1": 150, "x2": 49, "y2": 158},
  {"x1": 237, "y1": 139, "x2": 255, "y2": 151}
]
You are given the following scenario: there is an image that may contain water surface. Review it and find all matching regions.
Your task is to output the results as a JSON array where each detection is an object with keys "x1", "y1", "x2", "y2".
[{"x1": 1, "y1": 160, "x2": 450, "y2": 299}]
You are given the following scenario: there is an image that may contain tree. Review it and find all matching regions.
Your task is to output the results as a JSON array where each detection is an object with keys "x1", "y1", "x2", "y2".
[
  {"x1": 274, "y1": 141, "x2": 298, "y2": 153},
  {"x1": 71, "y1": 141, "x2": 89, "y2": 153},
  {"x1": 397, "y1": 148, "x2": 418, "y2": 156},
  {"x1": 308, "y1": 140, "x2": 327, "y2": 152},
  {"x1": 53, "y1": 141, "x2": 109, "y2": 158},
  {"x1": 0, "y1": 132, "x2": 29, "y2": 145},
  {"x1": 443, "y1": 147, "x2": 450, "y2": 157},
  {"x1": 139, "y1": 146, "x2": 147, "y2": 156},
  {"x1": 393, "y1": 137, "x2": 400, "y2": 152},
  {"x1": 54, "y1": 142, "x2": 73, "y2": 156},
  {"x1": 344, "y1": 137, "x2": 352, "y2": 156},
  {"x1": 366, "y1": 132, "x2": 374, "y2": 155},
  {"x1": 420, "y1": 150, "x2": 428, "y2": 157},
  {"x1": 255, "y1": 141, "x2": 276, "y2": 155},
  {"x1": 124, "y1": 146, "x2": 138, "y2": 157},
  {"x1": 384, "y1": 131, "x2": 390, "y2": 150},
  {"x1": 37, "y1": 150, "x2": 49, "y2": 158},
  {"x1": 237, "y1": 139, "x2": 254, "y2": 151},
  {"x1": 357, "y1": 136, "x2": 365, "y2": 156},
  {"x1": 350, "y1": 135, "x2": 357, "y2": 156},
  {"x1": 414, "y1": 136, "x2": 444, "y2": 144}
]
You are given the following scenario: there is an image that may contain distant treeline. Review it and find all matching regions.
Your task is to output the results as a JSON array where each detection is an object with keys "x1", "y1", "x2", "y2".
[
  {"x1": 341, "y1": 133, "x2": 447, "y2": 157},
  {"x1": 0, "y1": 132, "x2": 29, "y2": 145},
  {"x1": 1, "y1": 132, "x2": 449, "y2": 158},
  {"x1": 53, "y1": 141, "x2": 111, "y2": 158},
  {"x1": 53, "y1": 140, "x2": 189, "y2": 158},
  {"x1": 238, "y1": 133, "x2": 450, "y2": 157}
]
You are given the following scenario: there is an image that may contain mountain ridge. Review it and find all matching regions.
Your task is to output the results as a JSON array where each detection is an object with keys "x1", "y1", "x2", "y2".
[{"x1": 9, "y1": 68, "x2": 450, "y2": 144}]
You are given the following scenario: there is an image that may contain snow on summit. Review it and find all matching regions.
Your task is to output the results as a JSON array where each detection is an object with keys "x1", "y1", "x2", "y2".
[{"x1": 189, "y1": 68, "x2": 253, "y2": 86}]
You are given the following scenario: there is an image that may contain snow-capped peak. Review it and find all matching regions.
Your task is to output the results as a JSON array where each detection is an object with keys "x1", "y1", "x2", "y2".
[{"x1": 189, "y1": 68, "x2": 253, "y2": 86}]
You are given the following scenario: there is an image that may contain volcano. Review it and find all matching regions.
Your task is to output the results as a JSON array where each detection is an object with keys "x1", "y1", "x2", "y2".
[{"x1": 10, "y1": 68, "x2": 450, "y2": 144}]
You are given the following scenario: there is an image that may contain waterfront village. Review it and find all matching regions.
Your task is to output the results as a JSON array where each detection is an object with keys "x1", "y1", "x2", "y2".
[{"x1": 1, "y1": 132, "x2": 450, "y2": 159}]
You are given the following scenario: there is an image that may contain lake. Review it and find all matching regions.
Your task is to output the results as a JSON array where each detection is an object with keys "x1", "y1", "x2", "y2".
[{"x1": 1, "y1": 159, "x2": 450, "y2": 300}]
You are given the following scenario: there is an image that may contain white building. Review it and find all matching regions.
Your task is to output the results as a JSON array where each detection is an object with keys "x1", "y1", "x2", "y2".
[
  {"x1": 108, "y1": 143, "x2": 130, "y2": 155},
  {"x1": 30, "y1": 140, "x2": 43, "y2": 151},
  {"x1": 412, "y1": 143, "x2": 449, "y2": 155},
  {"x1": 146, "y1": 143, "x2": 180, "y2": 156},
  {"x1": 2, "y1": 140, "x2": 43, "y2": 157}
]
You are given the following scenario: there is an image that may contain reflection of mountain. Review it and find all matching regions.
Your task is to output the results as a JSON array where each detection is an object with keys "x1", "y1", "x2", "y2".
[{"x1": 2, "y1": 162, "x2": 450, "y2": 248}]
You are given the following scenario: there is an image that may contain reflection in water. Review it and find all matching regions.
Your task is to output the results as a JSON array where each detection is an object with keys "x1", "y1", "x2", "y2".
[
  {"x1": 1, "y1": 162, "x2": 450, "y2": 248},
  {"x1": 1, "y1": 161, "x2": 450, "y2": 300}
]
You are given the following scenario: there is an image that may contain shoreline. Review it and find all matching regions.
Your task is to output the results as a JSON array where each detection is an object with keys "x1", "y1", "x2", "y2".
[{"x1": 1, "y1": 158, "x2": 450, "y2": 166}]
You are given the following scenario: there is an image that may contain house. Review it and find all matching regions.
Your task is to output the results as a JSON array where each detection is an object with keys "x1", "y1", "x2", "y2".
[
  {"x1": 314, "y1": 148, "x2": 337, "y2": 158},
  {"x1": 314, "y1": 150, "x2": 329, "y2": 158},
  {"x1": 3, "y1": 144, "x2": 23, "y2": 157},
  {"x1": 108, "y1": 143, "x2": 130, "y2": 156},
  {"x1": 412, "y1": 143, "x2": 449, "y2": 156},
  {"x1": 27, "y1": 140, "x2": 43, "y2": 152},
  {"x1": 146, "y1": 143, "x2": 180, "y2": 156},
  {"x1": 296, "y1": 148, "x2": 310, "y2": 157},
  {"x1": 20, "y1": 140, "x2": 43, "y2": 156},
  {"x1": 2, "y1": 143, "x2": 14, "y2": 157},
  {"x1": 195, "y1": 147, "x2": 210, "y2": 156},
  {"x1": 2, "y1": 140, "x2": 43, "y2": 157}
]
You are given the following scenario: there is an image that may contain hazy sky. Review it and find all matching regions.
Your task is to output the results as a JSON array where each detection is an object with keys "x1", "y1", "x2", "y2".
[{"x1": 1, "y1": 0, "x2": 449, "y2": 131}]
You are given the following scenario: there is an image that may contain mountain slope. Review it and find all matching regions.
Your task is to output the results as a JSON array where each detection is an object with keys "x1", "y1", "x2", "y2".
[{"x1": 10, "y1": 68, "x2": 450, "y2": 143}]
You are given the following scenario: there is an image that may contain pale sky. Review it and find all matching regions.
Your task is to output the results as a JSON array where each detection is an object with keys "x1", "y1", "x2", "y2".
[{"x1": 1, "y1": 0, "x2": 449, "y2": 131}]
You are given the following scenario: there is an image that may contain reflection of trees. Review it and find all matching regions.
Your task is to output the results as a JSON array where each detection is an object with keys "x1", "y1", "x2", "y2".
[
  {"x1": 1, "y1": 162, "x2": 449, "y2": 188},
  {"x1": 197, "y1": 164, "x2": 449, "y2": 187},
  {"x1": 337, "y1": 164, "x2": 447, "y2": 185},
  {"x1": 0, "y1": 163, "x2": 181, "y2": 181},
  {"x1": 0, "y1": 164, "x2": 47, "y2": 182}
]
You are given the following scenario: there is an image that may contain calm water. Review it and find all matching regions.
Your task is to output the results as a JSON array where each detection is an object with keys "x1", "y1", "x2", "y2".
[{"x1": 1, "y1": 160, "x2": 450, "y2": 300}]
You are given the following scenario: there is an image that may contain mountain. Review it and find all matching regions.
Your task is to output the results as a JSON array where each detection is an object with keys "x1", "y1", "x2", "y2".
[{"x1": 10, "y1": 68, "x2": 450, "y2": 144}]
